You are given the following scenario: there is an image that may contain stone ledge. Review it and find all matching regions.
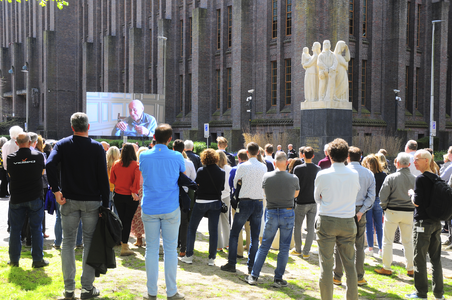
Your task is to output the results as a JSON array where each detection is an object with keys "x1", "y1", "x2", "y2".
[
  {"x1": 209, "y1": 120, "x2": 232, "y2": 127},
  {"x1": 251, "y1": 118, "x2": 293, "y2": 126},
  {"x1": 300, "y1": 101, "x2": 352, "y2": 110},
  {"x1": 352, "y1": 118, "x2": 387, "y2": 127}
]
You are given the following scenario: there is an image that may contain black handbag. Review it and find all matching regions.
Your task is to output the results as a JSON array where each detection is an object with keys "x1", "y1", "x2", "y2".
[{"x1": 205, "y1": 167, "x2": 228, "y2": 214}]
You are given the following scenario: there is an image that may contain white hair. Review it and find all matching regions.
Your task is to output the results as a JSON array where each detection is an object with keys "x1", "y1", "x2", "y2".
[
  {"x1": 415, "y1": 149, "x2": 432, "y2": 164},
  {"x1": 184, "y1": 140, "x2": 194, "y2": 150},
  {"x1": 275, "y1": 151, "x2": 287, "y2": 162},
  {"x1": 396, "y1": 152, "x2": 411, "y2": 167},
  {"x1": 9, "y1": 125, "x2": 23, "y2": 139}
]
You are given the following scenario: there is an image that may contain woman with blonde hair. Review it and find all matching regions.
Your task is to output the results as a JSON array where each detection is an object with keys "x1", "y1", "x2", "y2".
[
  {"x1": 106, "y1": 146, "x2": 121, "y2": 214},
  {"x1": 364, "y1": 154, "x2": 386, "y2": 256},
  {"x1": 375, "y1": 152, "x2": 389, "y2": 174},
  {"x1": 216, "y1": 150, "x2": 232, "y2": 251},
  {"x1": 130, "y1": 147, "x2": 148, "y2": 247}
]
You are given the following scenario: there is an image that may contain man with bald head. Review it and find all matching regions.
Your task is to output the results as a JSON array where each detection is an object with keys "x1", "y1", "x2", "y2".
[
  {"x1": 112, "y1": 99, "x2": 157, "y2": 137},
  {"x1": 7, "y1": 133, "x2": 47, "y2": 268}
]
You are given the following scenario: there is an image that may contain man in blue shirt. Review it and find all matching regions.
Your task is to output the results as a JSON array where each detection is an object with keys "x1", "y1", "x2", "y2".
[
  {"x1": 111, "y1": 100, "x2": 157, "y2": 137},
  {"x1": 139, "y1": 124, "x2": 186, "y2": 300}
]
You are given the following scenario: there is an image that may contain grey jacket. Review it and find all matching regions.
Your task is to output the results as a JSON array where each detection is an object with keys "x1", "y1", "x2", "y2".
[{"x1": 379, "y1": 167, "x2": 416, "y2": 211}]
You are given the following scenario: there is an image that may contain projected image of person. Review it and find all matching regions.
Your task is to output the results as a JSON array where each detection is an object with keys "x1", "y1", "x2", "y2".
[{"x1": 112, "y1": 99, "x2": 157, "y2": 137}]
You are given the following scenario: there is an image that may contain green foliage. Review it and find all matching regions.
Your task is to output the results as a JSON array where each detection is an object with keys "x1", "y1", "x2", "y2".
[
  {"x1": 167, "y1": 141, "x2": 174, "y2": 150},
  {"x1": 416, "y1": 136, "x2": 439, "y2": 151},
  {"x1": 3, "y1": 0, "x2": 69, "y2": 10},
  {"x1": 0, "y1": 118, "x2": 25, "y2": 135}
]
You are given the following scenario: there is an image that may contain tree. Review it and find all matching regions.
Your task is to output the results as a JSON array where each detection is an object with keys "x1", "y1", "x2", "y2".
[{"x1": 1, "y1": 0, "x2": 68, "y2": 10}]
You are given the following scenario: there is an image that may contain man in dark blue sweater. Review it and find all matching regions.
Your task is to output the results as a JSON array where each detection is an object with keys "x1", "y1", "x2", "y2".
[{"x1": 47, "y1": 112, "x2": 109, "y2": 300}]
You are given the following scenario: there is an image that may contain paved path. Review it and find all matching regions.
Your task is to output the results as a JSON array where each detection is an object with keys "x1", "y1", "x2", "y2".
[{"x1": 1, "y1": 197, "x2": 452, "y2": 277}]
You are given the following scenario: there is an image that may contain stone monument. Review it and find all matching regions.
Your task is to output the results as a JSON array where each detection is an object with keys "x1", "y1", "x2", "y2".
[{"x1": 300, "y1": 40, "x2": 353, "y2": 163}]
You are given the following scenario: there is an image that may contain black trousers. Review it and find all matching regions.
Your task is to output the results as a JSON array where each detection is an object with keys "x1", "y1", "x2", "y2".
[
  {"x1": 114, "y1": 193, "x2": 139, "y2": 243},
  {"x1": 0, "y1": 168, "x2": 8, "y2": 197}
]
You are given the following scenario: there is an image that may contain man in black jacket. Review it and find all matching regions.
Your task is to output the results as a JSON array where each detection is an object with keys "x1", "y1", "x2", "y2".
[
  {"x1": 217, "y1": 136, "x2": 236, "y2": 167},
  {"x1": 47, "y1": 112, "x2": 110, "y2": 300},
  {"x1": 184, "y1": 140, "x2": 201, "y2": 171},
  {"x1": 7, "y1": 133, "x2": 46, "y2": 268}
]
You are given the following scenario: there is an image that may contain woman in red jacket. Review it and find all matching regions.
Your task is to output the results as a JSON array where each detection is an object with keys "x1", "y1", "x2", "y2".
[{"x1": 110, "y1": 143, "x2": 141, "y2": 256}]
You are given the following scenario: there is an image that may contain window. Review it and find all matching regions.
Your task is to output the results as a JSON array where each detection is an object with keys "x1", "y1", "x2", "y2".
[
  {"x1": 417, "y1": 5, "x2": 421, "y2": 47},
  {"x1": 285, "y1": 59, "x2": 291, "y2": 105},
  {"x1": 180, "y1": 20, "x2": 184, "y2": 57},
  {"x1": 179, "y1": 75, "x2": 183, "y2": 112},
  {"x1": 405, "y1": 66, "x2": 410, "y2": 109},
  {"x1": 228, "y1": 6, "x2": 232, "y2": 48},
  {"x1": 348, "y1": 58, "x2": 354, "y2": 103},
  {"x1": 227, "y1": 68, "x2": 232, "y2": 109},
  {"x1": 349, "y1": 0, "x2": 354, "y2": 35},
  {"x1": 188, "y1": 74, "x2": 192, "y2": 112},
  {"x1": 272, "y1": 0, "x2": 278, "y2": 39},
  {"x1": 415, "y1": 68, "x2": 419, "y2": 109},
  {"x1": 217, "y1": 9, "x2": 221, "y2": 49},
  {"x1": 216, "y1": 70, "x2": 221, "y2": 110},
  {"x1": 286, "y1": 0, "x2": 292, "y2": 36},
  {"x1": 189, "y1": 18, "x2": 192, "y2": 56},
  {"x1": 362, "y1": 0, "x2": 367, "y2": 37},
  {"x1": 361, "y1": 60, "x2": 367, "y2": 106},
  {"x1": 406, "y1": 2, "x2": 410, "y2": 46},
  {"x1": 271, "y1": 61, "x2": 277, "y2": 106}
]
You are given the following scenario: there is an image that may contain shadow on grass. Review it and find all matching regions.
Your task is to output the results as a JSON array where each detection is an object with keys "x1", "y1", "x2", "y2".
[
  {"x1": 7, "y1": 267, "x2": 52, "y2": 290},
  {"x1": 359, "y1": 284, "x2": 405, "y2": 299}
]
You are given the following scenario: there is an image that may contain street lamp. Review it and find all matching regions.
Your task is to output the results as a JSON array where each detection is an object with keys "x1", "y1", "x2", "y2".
[
  {"x1": 394, "y1": 89, "x2": 402, "y2": 130},
  {"x1": 158, "y1": 36, "x2": 167, "y2": 96},
  {"x1": 430, "y1": 20, "x2": 442, "y2": 150}
]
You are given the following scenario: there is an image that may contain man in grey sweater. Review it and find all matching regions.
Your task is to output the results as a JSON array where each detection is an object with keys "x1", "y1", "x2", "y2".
[{"x1": 375, "y1": 152, "x2": 416, "y2": 277}]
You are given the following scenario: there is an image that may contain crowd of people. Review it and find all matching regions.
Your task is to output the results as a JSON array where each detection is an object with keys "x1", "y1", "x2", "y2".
[{"x1": 3, "y1": 111, "x2": 452, "y2": 300}]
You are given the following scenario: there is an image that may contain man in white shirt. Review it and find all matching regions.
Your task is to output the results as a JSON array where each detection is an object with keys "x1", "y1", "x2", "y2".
[
  {"x1": 314, "y1": 138, "x2": 360, "y2": 300},
  {"x1": 405, "y1": 140, "x2": 421, "y2": 177},
  {"x1": 221, "y1": 142, "x2": 267, "y2": 274}
]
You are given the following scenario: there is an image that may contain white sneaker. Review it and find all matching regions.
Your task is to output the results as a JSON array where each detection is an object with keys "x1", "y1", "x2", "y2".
[
  {"x1": 180, "y1": 255, "x2": 193, "y2": 264},
  {"x1": 364, "y1": 248, "x2": 373, "y2": 256},
  {"x1": 208, "y1": 258, "x2": 215, "y2": 266},
  {"x1": 377, "y1": 249, "x2": 382, "y2": 258}
]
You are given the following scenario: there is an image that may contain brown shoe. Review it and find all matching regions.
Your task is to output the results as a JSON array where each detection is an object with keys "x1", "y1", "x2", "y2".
[
  {"x1": 120, "y1": 242, "x2": 134, "y2": 256},
  {"x1": 375, "y1": 268, "x2": 392, "y2": 276},
  {"x1": 407, "y1": 270, "x2": 414, "y2": 277},
  {"x1": 134, "y1": 237, "x2": 142, "y2": 247},
  {"x1": 179, "y1": 252, "x2": 186, "y2": 257}
]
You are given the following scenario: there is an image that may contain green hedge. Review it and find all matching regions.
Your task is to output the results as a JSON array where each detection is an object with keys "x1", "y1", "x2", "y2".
[{"x1": 416, "y1": 136, "x2": 439, "y2": 151}]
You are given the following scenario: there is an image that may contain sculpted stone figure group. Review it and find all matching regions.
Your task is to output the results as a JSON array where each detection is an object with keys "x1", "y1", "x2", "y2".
[{"x1": 302, "y1": 40, "x2": 350, "y2": 102}]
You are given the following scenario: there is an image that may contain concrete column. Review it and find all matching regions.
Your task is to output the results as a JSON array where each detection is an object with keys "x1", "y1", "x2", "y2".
[
  {"x1": 191, "y1": 7, "x2": 211, "y2": 141},
  {"x1": 129, "y1": 28, "x2": 144, "y2": 93},
  {"x1": 103, "y1": 35, "x2": 119, "y2": 93},
  {"x1": 26, "y1": 37, "x2": 40, "y2": 132},
  {"x1": 231, "y1": 0, "x2": 252, "y2": 132},
  {"x1": 43, "y1": 30, "x2": 57, "y2": 138}
]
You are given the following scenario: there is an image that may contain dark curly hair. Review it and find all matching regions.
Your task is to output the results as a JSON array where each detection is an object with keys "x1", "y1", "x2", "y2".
[
  {"x1": 328, "y1": 138, "x2": 349, "y2": 163},
  {"x1": 201, "y1": 148, "x2": 220, "y2": 166}
]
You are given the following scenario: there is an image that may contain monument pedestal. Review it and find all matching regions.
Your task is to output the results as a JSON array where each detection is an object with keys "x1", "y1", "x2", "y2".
[{"x1": 300, "y1": 101, "x2": 353, "y2": 164}]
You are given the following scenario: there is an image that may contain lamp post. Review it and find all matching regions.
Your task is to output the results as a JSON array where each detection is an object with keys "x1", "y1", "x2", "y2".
[
  {"x1": 21, "y1": 63, "x2": 29, "y2": 132},
  {"x1": 394, "y1": 89, "x2": 402, "y2": 130},
  {"x1": 430, "y1": 20, "x2": 442, "y2": 150},
  {"x1": 158, "y1": 36, "x2": 167, "y2": 96}
]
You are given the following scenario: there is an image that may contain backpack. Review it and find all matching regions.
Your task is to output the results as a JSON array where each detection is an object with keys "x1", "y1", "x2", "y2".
[{"x1": 425, "y1": 175, "x2": 452, "y2": 221}]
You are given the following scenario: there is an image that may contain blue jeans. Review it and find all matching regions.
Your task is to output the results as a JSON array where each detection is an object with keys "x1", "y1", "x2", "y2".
[
  {"x1": 252, "y1": 208, "x2": 294, "y2": 280},
  {"x1": 54, "y1": 202, "x2": 83, "y2": 247},
  {"x1": 186, "y1": 201, "x2": 221, "y2": 259},
  {"x1": 365, "y1": 197, "x2": 383, "y2": 250},
  {"x1": 9, "y1": 198, "x2": 44, "y2": 262},
  {"x1": 142, "y1": 207, "x2": 180, "y2": 297},
  {"x1": 227, "y1": 199, "x2": 263, "y2": 268},
  {"x1": 60, "y1": 199, "x2": 100, "y2": 291}
]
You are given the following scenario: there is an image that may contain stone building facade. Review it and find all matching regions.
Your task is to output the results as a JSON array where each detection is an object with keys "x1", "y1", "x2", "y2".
[{"x1": 0, "y1": 0, "x2": 451, "y2": 151}]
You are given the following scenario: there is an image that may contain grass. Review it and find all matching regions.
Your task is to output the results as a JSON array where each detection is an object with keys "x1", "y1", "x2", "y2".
[{"x1": 0, "y1": 237, "x2": 451, "y2": 299}]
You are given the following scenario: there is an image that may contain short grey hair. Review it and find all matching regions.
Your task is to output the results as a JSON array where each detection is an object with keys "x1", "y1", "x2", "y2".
[
  {"x1": 396, "y1": 152, "x2": 411, "y2": 167},
  {"x1": 405, "y1": 140, "x2": 418, "y2": 151},
  {"x1": 28, "y1": 132, "x2": 38, "y2": 143},
  {"x1": 415, "y1": 149, "x2": 432, "y2": 163},
  {"x1": 70, "y1": 112, "x2": 89, "y2": 132},
  {"x1": 275, "y1": 151, "x2": 287, "y2": 162},
  {"x1": 184, "y1": 140, "x2": 194, "y2": 150},
  {"x1": 0, "y1": 137, "x2": 7, "y2": 148}
]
